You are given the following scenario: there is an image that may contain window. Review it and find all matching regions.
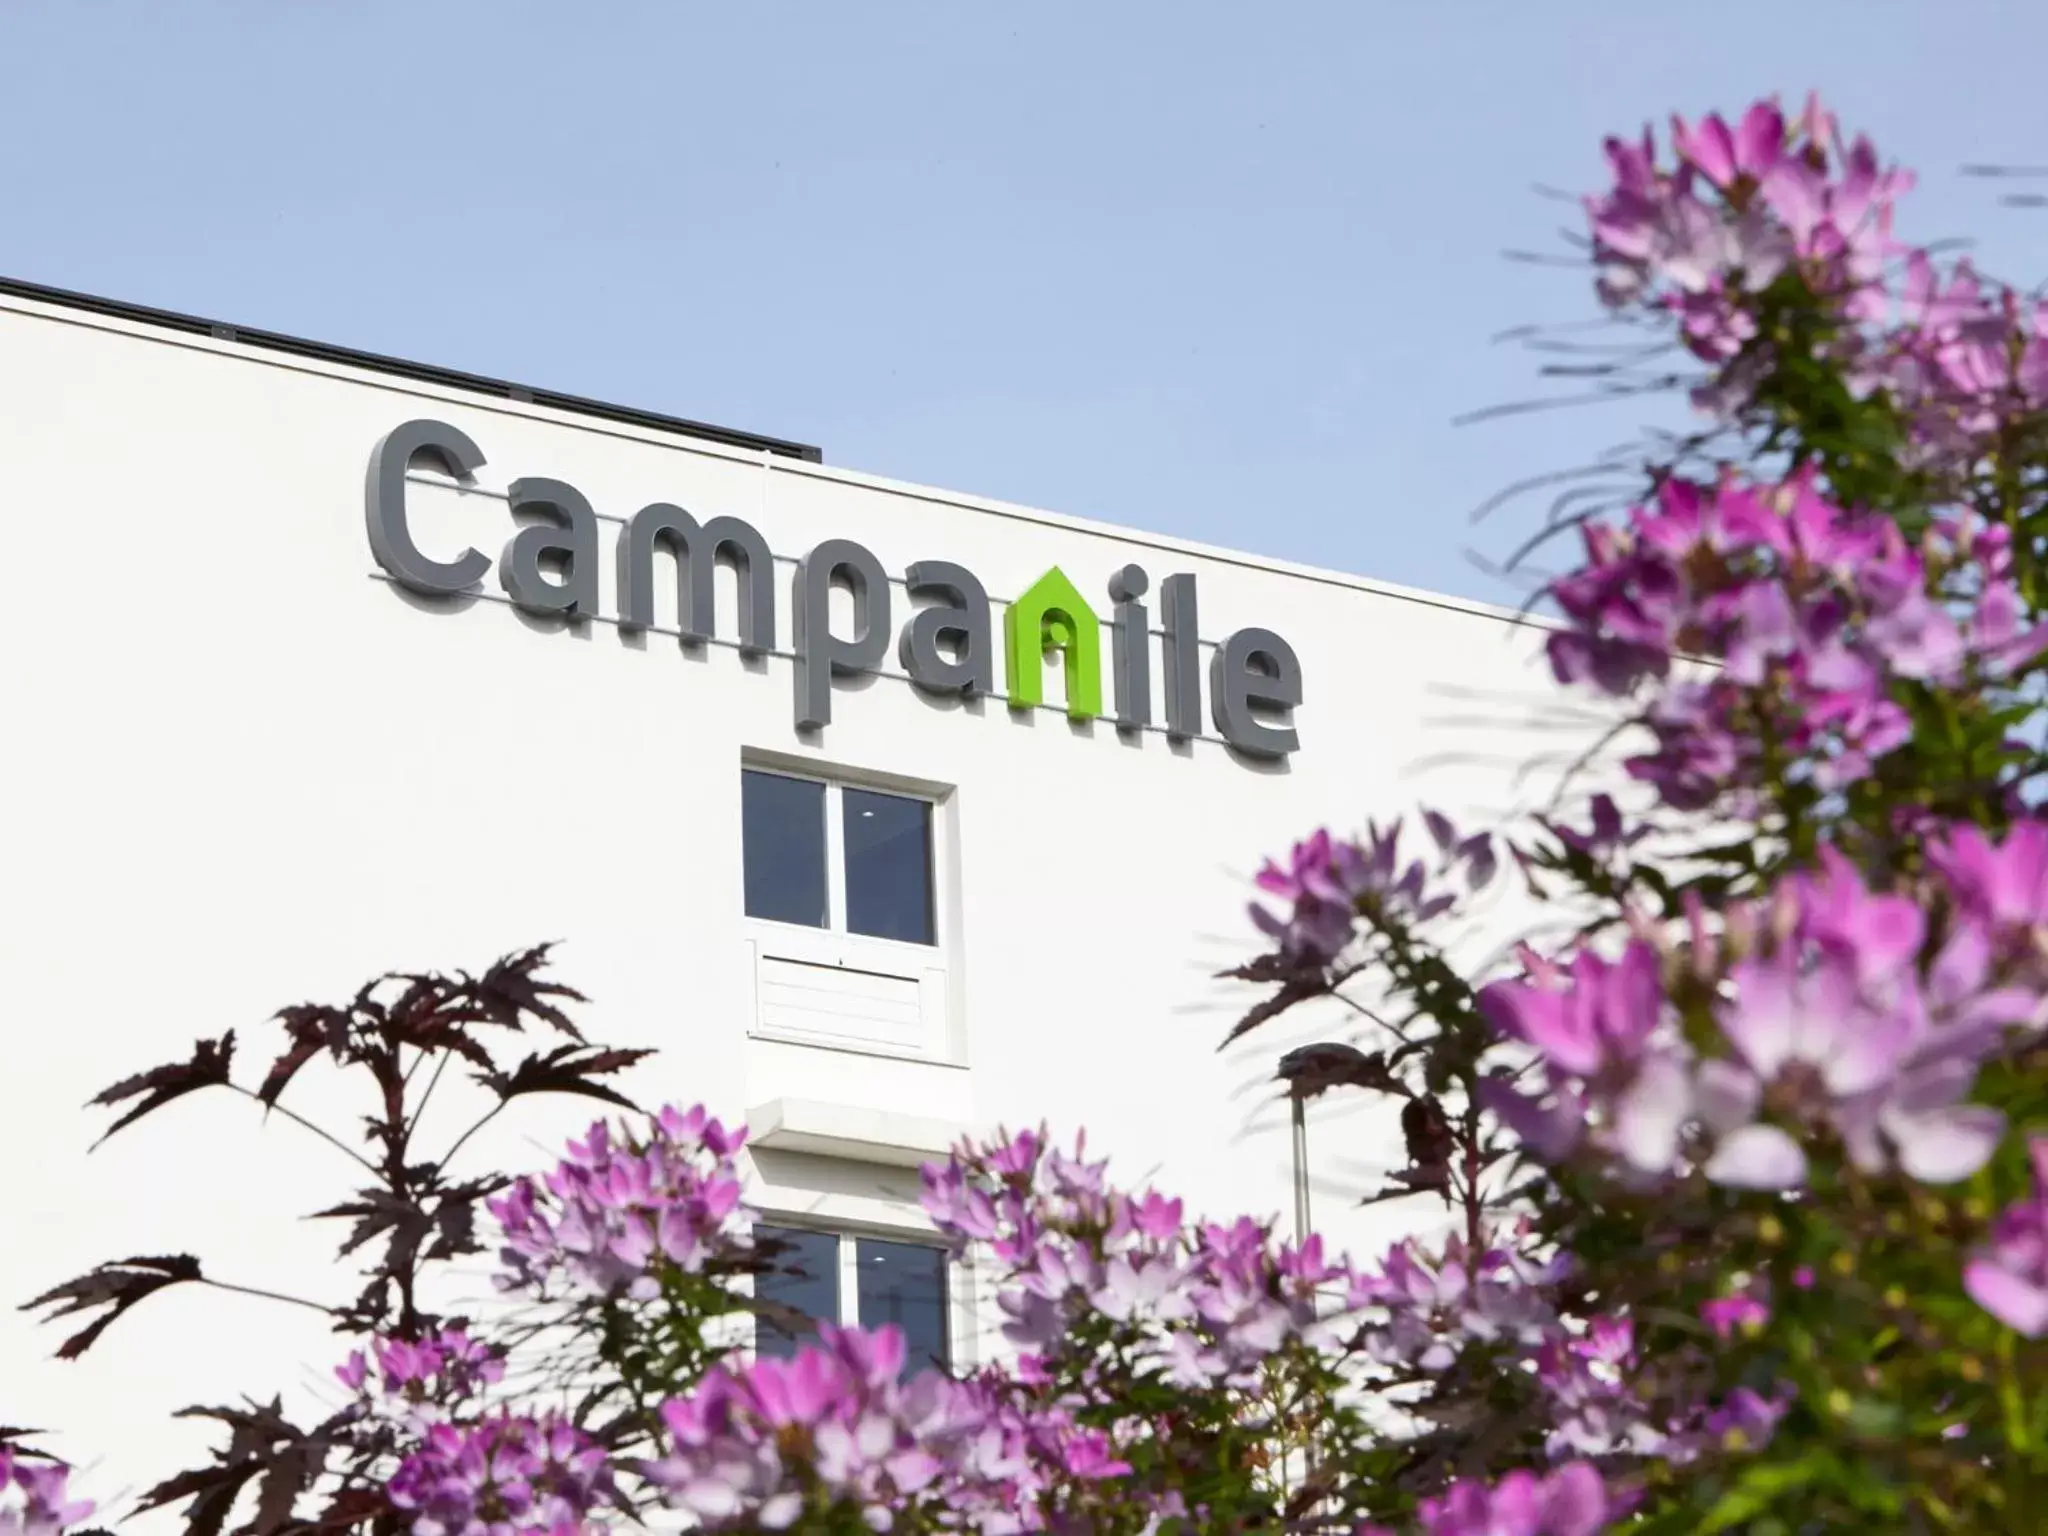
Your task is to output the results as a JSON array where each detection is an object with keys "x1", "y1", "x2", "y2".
[
  {"x1": 753, "y1": 1226, "x2": 839, "y2": 1355},
  {"x1": 741, "y1": 771, "x2": 828, "y2": 928},
  {"x1": 742, "y1": 769, "x2": 935, "y2": 946},
  {"x1": 740, "y1": 764, "x2": 955, "y2": 1063},
  {"x1": 754, "y1": 1223, "x2": 951, "y2": 1371}
]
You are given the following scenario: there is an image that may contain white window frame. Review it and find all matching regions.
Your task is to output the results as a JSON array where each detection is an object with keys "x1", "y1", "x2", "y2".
[
  {"x1": 741, "y1": 758, "x2": 962, "y2": 1065},
  {"x1": 751, "y1": 1220, "x2": 958, "y2": 1369},
  {"x1": 742, "y1": 764, "x2": 942, "y2": 946}
]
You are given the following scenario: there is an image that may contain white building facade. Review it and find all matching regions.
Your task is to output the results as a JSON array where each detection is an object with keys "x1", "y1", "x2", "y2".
[{"x1": 0, "y1": 281, "x2": 1578, "y2": 1504}]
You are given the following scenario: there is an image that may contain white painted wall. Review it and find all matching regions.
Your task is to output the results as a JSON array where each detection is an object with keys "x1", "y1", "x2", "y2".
[{"x1": 0, "y1": 293, "x2": 1606, "y2": 1516}]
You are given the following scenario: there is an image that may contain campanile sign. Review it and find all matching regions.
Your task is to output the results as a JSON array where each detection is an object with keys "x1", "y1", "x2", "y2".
[{"x1": 365, "y1": 419, "x2": 1304, "y2": 760}]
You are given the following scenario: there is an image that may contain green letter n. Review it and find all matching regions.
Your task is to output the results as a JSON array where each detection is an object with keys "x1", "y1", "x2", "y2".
[{"x1": 1004, "y1": 566, "x2": 1103, "y2": 720}]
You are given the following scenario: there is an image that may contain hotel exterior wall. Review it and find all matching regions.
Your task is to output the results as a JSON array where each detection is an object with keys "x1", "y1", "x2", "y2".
[{"x1": 0, "y1": 294, "x2": 1585, "y2": 1501}]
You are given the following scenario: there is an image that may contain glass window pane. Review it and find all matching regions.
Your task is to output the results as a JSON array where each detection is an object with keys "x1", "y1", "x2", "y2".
[
  {"x1": 842, "y1": 789, "x2": 934, "y2": 945},
  {"x1": 856, "y1": 1237, "x2": 949, "y2": 1372},
  {"x1": 742, "y1": 771, "x2": 827, "y2": 928},
  {"x1": 754, "y1": 1225, "x2": 840, "y2": 1359}
]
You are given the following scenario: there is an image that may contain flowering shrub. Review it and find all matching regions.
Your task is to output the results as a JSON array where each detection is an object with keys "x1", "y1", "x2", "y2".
[
  {"x1": 491, "y1": 1104, "x2": 751, "y2": 1300},
  {"x1": 17, "y1": 90, "x2": 2048, "y2": 1535}
]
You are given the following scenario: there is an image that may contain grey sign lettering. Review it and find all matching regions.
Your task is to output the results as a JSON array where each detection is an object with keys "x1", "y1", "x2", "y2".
[
  {"x1": 1107, "y1": 563, "x2": 1151, "y2": 735},
  {"x1": 794, "y1": 539, "x2": 891, "y2": 731},
  {"x1": 1158, "y1": 572, "x2": 1203, "y2": 743},
  {"x1": 901, "y1": 560, "x2": 996, "y2": 698},
  {"x1": 1210, "y1": 627, "x2": 1304, "y2": 759},
  {"x1": 364, "y1": 420, "x2": 1302, "y2": 758},
  {"x1": 502, "y1": 477, "x2": 600, "y2": 618},
  {"x1": 617, "y1": 504, "x2": 776, "y2": 655},
  {"x1": 365, "y1": 418, "x2": 491, "y2": 595}
]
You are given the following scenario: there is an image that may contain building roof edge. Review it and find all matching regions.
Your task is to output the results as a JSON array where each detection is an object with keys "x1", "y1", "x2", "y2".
[{"x1": 0, "y1": 272, "x2": 823, "y2": 465}]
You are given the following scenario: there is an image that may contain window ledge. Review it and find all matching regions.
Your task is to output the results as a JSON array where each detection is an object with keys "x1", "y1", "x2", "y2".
[{"x1": 746, "y1": 1098, "x2": 965, "y2": 1169}]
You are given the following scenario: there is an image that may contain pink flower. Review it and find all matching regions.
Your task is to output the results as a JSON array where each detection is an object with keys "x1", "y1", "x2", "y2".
[
  {"x1": 1699, "y1": 853, "x2": 2017, "y2": 1190},
  {"x1": 1126, "y1": 1191, "x2": 1184, "y2": 1241},
  {"x1": 385, "y1": 1413, "x2": 612, "y2": 1536},
  {"x1": 1057, "y1": 1431, "x2": 1132, "y2": 1481},
  {"x1": 1479, "y1": 944, "x2": 1663, "y2": 1081},
  {"x1": 1351, "y1": 1233, "x2": 1562, "y2": 1378},
  {"x1": 1671, "y1": 102, "x2": 1785, "y2": 190},
  {"x1": 1249, "y1": 829, "x2": 1370, "y2": 960},
  {"x1": 1250, "y1": 818, "x2": 1484, "y2": 962},
  {"x1": 0, "y1": 1453, "x2": 93, "y2": 1536},
  {"x1": 1586, "y1": 93, "x2": 1905, "y2": 380},
  {"x1": 1929, "y1": 822, "x2": 2048, "y2": 936},
  {"x1": 1704, "y1": 1386, "x2": 1793, "y2": 1449},
  {"x1": 1699, "y1": 1294, "x2": 1769, "y2": 1339},
  {"x1": 1543, "y1": 457, "x2": 2037, "y2": 829},
  {"x1": 491, "y1": 1105, "x2": 751, "y2": 1299},
  {"x1": 649, "y1": 1324, "x2": 1048, "y2": 1529},
  {"x1": 1486, "y1": 850, "x2": 2024, "y2": 1194},
  {"x1": 335, "y1": 1349, "x2": 369, "y2": 1393},
  {"x1": 1716, "y1": 946, "x2": 1910, "y2": 1093},
  {"x1": 1541, "y1": 794, "x2": 1647, "y2": 862},
  {"x1": 1965, "y1": 1137, "x2": 2048, "y2": 1336},
  {"x1": 1418, "y1": 1462, "x2": 1613, "y2": 1536},
  {"x1": 1479, "y1": 944, "x2": 1691, "y2": 1176}
]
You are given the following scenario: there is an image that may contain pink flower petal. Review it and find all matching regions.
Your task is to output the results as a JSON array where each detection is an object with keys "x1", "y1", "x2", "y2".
[
  {"x1": 1704, "y1": 1124, "x2": 1808, "y2": 1190},
  {"x1": 1890, "y1": 1105, "x2": 2005, "y2": 1184},
  {"x1": 1542, "y1": 1462, "x2": 1611, "y2": 1536},
  {"x1": 1692, "y1": 1058, "x2": 1760, "y2": 1135},
  {"x1": 1717, "y1": 959, "x2": 1797, "y2": 1080},
  {"x1": 1965, "y1": 1259, "x2": 2048, "y2": 1337},
  {"x1": 1733, "y1": 101, "x2": 1785, "y2": 178},
  {"x1": 1479, "y1": 1078, "x2": 1585, "y2": 1163},
  {"x1": 1614, "y1": 1055, "x2": 1691, "y2": 1174},
  {"x1": 1479, "y1": 981, "x2": 1602, "y2": 1077},
  {"x1": 1674, "y1": 113, "x2": 1738, "y2": 187}
]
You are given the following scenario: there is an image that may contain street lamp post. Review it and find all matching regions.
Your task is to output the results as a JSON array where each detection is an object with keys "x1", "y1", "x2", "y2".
[
  {"x1": 1289, "y1": 1094, "x2": 1311, "y2": 1242},
  {"x1": 1272, "y1": 1040, "x2": 1382, "y2": 1244},
  {"x1": 1272, "y1": 1040, "x2": 1382, "y2": 1514}
]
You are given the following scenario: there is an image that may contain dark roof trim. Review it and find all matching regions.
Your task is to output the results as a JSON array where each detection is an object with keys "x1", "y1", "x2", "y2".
[{"x1": 0, "y1": 273, "x2": 823, "y2": 464}]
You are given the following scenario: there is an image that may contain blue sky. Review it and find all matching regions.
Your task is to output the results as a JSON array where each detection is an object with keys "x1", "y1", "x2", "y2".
[{"x1": 3, "y1": 2, "x2": 2043, "y2": 603}]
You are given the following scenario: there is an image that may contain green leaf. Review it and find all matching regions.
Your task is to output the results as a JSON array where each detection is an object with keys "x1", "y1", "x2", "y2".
[{"x1": 1696, "y1": 1454, "x2": 1827, "y2": 1533}]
